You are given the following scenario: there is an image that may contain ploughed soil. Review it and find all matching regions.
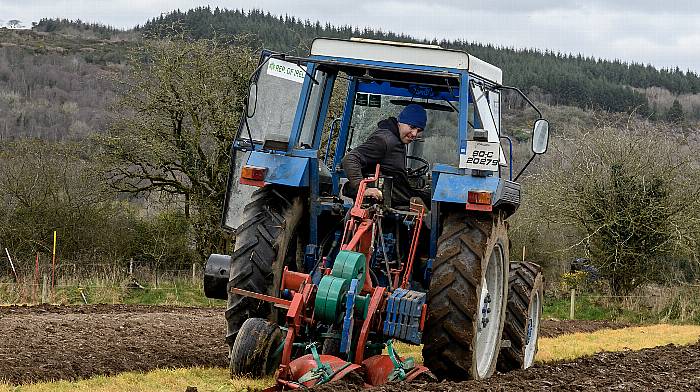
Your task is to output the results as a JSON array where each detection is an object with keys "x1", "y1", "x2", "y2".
[
  {"x1": 0, "y1": 304, "x2": 672, "y2": 386},
  {"x1": 0, "y1": 305, "x2": 228, "y2": 384},
  {"x1": 539, "y1": 319, "x2": 630, "y2": 338},
  {"x1": 315, "y1": 342, "x2": 700, "y2": 391}
]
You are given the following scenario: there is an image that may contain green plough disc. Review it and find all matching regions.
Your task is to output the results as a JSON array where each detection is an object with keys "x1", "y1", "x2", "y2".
[
  {"x1": 315, "y1": 275, "x2": 350, "y2": 323},
  {"x1": 332, "y1": 250, "x2": 366, "y2": 288}
]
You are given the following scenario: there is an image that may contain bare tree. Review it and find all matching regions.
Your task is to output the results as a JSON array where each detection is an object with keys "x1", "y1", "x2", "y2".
[
  {"x1": 100, "y1": 35, "x2": 256, "y2": 258},
  {"x1": 523, "y1": 114, "x2": 700, "y2": 295}
]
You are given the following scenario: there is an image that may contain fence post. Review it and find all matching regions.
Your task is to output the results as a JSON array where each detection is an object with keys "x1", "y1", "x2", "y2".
[
  {"x1": 5, "y1": 248, "x2": 18, "y2": 282},
  {"x1": 129, "y1": 258, "x2": 134, "y2": 275},
  {"x1": 41, "y1": 274, "x2": 48, "y2": 304},
  {"x1": 192, "y1": 263, "x2": 196, "y2": 284},
  {"x1": 34, "y1": 253, "x2": 39, "y2": 303},
  {"x1": 570, "y1": 288, "x2": 576, "y2": 320}
]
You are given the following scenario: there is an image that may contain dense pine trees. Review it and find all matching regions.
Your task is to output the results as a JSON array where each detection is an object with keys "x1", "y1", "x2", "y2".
[
  {"x1": 27, "y1": 10, "x2": 700, "y2": 120},
  {"x1": 137, "y1": 7, "x2": 699, "y2": 118}
]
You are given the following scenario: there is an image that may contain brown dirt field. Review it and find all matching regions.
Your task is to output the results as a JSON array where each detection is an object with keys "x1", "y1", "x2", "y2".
[
  {"x1": 0, "y1": 304, "x2": 228, "y2": 384},
  {"x1": 539, "y1": 319, "x2": 631, "y2": 338},
  {"x1": 314, "y1": 342, "x2": 700, "y2": 391},
  {"x1": 0, "y1": 304, "x2": 683, "y2": 387}
]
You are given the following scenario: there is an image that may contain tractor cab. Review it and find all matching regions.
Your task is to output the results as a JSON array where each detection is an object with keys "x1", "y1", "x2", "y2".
[
  {"x1": 205, "y1": 37, "x2": 549, "y2": 389},
  {"x1": 222, "y1": 38, "x2": 548, "y2": 232}
]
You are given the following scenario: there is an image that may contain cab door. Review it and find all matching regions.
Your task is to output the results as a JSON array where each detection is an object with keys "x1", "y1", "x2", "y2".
[{"x1": 222, "y1": 53, "x2": 307, "y2": 231}]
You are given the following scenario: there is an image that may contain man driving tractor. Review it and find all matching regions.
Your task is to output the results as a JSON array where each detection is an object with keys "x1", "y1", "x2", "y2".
[{"x1": 342, "y1": 103, "x2": 431, "y2": 206}]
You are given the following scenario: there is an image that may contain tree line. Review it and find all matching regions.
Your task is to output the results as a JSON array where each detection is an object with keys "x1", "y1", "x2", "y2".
[{"x1": 139, "y1": 7, "x2": 700, "y2": 119}]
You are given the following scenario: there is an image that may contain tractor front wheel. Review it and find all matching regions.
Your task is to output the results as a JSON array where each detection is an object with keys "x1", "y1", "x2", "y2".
[
  {"x1": 230, "y1": 318, "x2": 283, "y2": 377},
  {"x1": 225, "y1": 186, "x2": 304, "y2": 351},
  {"x1": 423, "y1": 211, "x2": 509, "y2": 380}
]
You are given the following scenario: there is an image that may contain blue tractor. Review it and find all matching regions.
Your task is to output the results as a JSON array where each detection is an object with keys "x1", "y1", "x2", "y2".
[{"x1": 204, "y1": 38, "x2": 549, "y2": 388}]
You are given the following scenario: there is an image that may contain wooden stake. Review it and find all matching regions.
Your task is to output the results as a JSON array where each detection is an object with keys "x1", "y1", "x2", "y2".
[
  {"x1": 41, "y1": 274, "x2": 48, "y2": 304},
  {"x1": 570, "y1": 288, "x2": 576, "y2": 320},
  {"x1": 34, "y1": 253, "x2": 39, "y2": 303},
  {"x1": 51, "y1": 231, "x2": 57, "y2": 292},
  {"x1": 4, "y1": 248, "x2": 18, "y2": 282}
]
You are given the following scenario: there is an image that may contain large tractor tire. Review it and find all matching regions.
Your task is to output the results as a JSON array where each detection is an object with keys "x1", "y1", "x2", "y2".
[
  {"x1": 230, "y1": 318, "x2": 283, "y2": 377},
  {"x1": 497, "y1": 261, "x2": 543, "y2": 372},
  {"x1": 225, "y1": 186, "x2": 304, "y2": 348},
  {"x1": 423, "y1": 212, "x2": 509, "y2": 380}
]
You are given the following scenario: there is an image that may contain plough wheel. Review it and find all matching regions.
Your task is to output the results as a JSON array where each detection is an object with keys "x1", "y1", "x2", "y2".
[
  {"x1": 423, "y1": 212, "x2": 509, "y2": 380},
  {"x1": 230, "y1": 318, "x2": 283, "y2": 377},
  {"x1": 497, "y1": 261, "x2": 543, "y2": 372},
  {"x1": 225, "y1": 186, "x2": 303, "y2": 350}
]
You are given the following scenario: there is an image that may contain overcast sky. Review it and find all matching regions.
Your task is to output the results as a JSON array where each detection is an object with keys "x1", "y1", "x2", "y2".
[{"x1": 2, "y1": 0, "x2": 698, "y2": 73}]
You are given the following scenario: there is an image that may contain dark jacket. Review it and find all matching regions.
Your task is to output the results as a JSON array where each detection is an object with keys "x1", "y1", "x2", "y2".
[{"x1": 342, "y1": 117, "x2": 428, "y2": 206}]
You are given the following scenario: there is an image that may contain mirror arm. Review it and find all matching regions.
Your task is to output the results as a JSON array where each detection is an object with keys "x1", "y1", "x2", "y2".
[
  {"x1": 499, "y1": 85, "x2": 542, "y2": 118},
  {"x1": 514, "y1": 153, "x2": 537, "y2": 182}
]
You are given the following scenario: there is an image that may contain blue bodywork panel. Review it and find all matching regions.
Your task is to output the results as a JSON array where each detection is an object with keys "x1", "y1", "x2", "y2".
[
  {"x1": 433, "y1": 171, "x2": 500, "y2": 204},
  {"x1": 246, "y1": 151, "x2": 310, "y2": 187}
]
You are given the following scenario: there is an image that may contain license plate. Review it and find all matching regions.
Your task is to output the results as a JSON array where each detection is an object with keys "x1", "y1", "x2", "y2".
[{"x1": 459, "y1": 141, "x2": 500, "y2": 171}]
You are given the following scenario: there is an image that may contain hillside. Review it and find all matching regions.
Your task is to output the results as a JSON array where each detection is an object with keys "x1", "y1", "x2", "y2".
[
  {"x1": 0, "y1": 28, "x2": 133, "y2": 140},
  {"x1": 1, "y1": 11, "x2": 699, "y2": 142}
]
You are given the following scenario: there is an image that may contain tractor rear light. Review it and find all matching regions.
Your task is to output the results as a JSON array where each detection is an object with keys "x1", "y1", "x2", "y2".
[
  {"x1": 241, "y1": 165, "x2": 267, "y2": 181},
  {"x1": 467, "y1": 191, "x2": 492, "y2": 205}
]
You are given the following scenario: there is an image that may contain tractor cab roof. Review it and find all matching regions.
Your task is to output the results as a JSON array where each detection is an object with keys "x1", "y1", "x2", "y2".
[{"x1": 309, "y1": 37, "x2": 502, "y2": 85}]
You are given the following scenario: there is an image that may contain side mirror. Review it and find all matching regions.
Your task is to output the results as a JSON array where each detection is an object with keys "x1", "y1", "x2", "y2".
[
  {"x1": 532, "y1": 119, "x2": 549, "y2": 154},
  {"x1": 246, "y1": 83, "x2": 257, "y2": 118}
]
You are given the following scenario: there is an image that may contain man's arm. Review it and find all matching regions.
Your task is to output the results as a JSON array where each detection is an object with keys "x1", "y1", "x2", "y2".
[{"x1": 341, "y1": 132, "x2": 388, "y2": 191}]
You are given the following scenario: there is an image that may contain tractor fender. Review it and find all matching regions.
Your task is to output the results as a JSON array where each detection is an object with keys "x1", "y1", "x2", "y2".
[
  {"x1": 246, "y1": 151, "x2": 310, "y2": 187},
  {"x1": 432, "y1": 171, "x2": 520, "y2": 217}
]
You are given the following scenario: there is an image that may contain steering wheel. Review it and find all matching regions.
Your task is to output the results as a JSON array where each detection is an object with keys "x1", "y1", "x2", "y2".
[{"x1": 406, "y1": 155, "x2": 430, "y2": 178}]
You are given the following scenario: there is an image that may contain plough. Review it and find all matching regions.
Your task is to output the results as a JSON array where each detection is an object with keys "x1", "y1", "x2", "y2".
[{"x1": 231, "y1": 166, "x2": 434, "y2": 389}]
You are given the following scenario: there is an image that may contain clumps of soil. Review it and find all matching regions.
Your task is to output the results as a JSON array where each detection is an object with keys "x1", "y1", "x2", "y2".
[
  {"x1": 539, "y1": 319, "x2": 631, "y2": 338},
  {"x1": 0, "y1": 305, "x2": 227, "y2": 384},
  {"x1": 366, "y1": 341, "x2": 700, "y2": 391}
]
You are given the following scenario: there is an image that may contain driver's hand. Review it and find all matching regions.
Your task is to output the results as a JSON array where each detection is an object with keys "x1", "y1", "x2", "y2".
[{"x1": 364, "y1": 188, "x2": 383, "y2": 200}]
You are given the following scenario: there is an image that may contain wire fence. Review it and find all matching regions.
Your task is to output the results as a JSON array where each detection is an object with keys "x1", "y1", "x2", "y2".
[{"x1": 0, "y1": 256, "x2": 205, "y2": 305}]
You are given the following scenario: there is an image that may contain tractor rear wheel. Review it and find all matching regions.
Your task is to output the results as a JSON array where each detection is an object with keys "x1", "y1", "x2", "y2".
[
  {"x1": 225, "y1": 186, "x2": 304, "y2": 349},
  {"x1": 230, "y1": 318, "x2": 283, "y2": 377},
  {"x1": 497, "y1": 261, "x2": 543, "y2": 372},
  {"x1": 423, "y1": 211, "x2": 509, "y2": 380}
]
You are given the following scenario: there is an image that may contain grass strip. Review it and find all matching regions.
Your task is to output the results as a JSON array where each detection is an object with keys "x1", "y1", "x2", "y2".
[
  {"x1": 0, "y1": 368, "x2": 272, "y2": 392},
  {"x1": 536, "y1": 324, "x2": 700, "y2": 362}
]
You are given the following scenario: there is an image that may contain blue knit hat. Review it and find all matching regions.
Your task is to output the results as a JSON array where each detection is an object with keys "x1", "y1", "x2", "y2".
[{"x1": 398, "y1": 104, "x2": 427, "y2": 130}]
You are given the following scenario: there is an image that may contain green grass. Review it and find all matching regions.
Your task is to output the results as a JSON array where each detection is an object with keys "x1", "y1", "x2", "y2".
[
  {"x1": 0, "y1": 279, "x2": 226, "y2": 308},
  {"x1": 544, "y1": 294, "x2": 652, "y2": 323},
  {"x1": 544, "y1": 294, "x2": 620, "y2": 321},
  {"x1": 120, "y1": 282, "x2": 225, "y2": 307},
  {"x1": 543, "y1": 291, "x2": 700, "y2": 325}
]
